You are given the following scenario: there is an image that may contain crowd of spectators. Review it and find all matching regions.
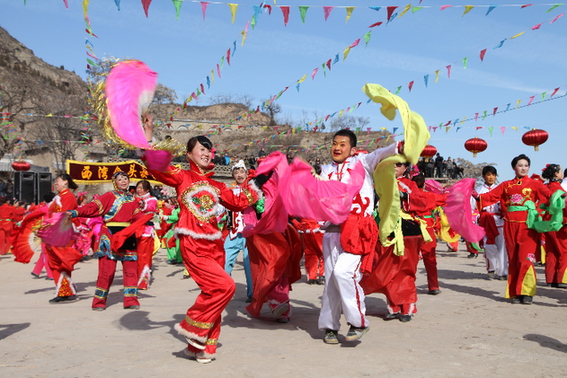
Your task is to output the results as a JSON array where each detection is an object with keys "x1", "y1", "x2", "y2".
[{"x1": 417, "y1": 153, "x2": 463, "y2": 179}]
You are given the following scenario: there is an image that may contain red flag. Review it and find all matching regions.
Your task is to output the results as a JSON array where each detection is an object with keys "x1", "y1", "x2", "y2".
[
  {"x1": 281, "y1": 6, "x2": 290, "y2": 26},
  {"x1": 446, "y1": 65, "x2": 452, "y2": 78},
  {"x1": 263, "y1": 4, "x2": 272, "y2": 14},
  {"x1": 201, "y1": 2, "x2": 209, "y2": 19},
  {"x1": 476, "y1": 127, "x2": 482, "y2": 130},
  {"x1": 521, "y1": 4, "x2": 533, "y2": 8},
  {"x1": 480, "y1": 49, "x2": 487, "y2": 61},
  {"x1": 142, "y1": 0, "x2": 152, "y2": 17},
  {"x1": 387, "y1": 6, "x2": 398, "y2": 20},
  {"x1": 226, "y1": 49, "x2": 231, "y2": 65},
  {"x1": 323, "y1": 6, "x2": 333, "y2": 21},
  {"x1": 493, "y1": 107, "x2": 498, "y2": 116},
  {"x1": 369, "y1": 22, "x2": 383, "y2": 28},
  {"x1": 326, "y1": 59, "x2": 332, "y2": 69},
  {"x1": 408, "y1": 81, "x2": 414, "y2": 92},
  {"x1": 551, "y1": 87, "x2": 560, "y2": 97}
]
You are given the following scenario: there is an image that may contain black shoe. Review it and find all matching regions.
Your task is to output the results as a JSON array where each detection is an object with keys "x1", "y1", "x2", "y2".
[
  {"x1": 124, "y1": 305, "x2": 140, "y2": 310},
  {"x1": 487, "y1": 271, "x2": 495, "y2": 280},
  {"x1": 345, "y1": 326, "x2": 369, "y2": 341},
  {"x1": 399, "y1": 314, "x2": 412, "y2": 323},
  {"x1": 548, "y1": 283, "x2": 559, "y2": 288},
  {"x1": 49, "y1": 295, "x2": 77, "y2": 304},
  {"x1": 384, "y1": 312, "x2": 400, "y2": 320},
  {"x1": 92, "y1": 306, "x2": 106, "y2": 311},
  {"x1": 467, "y1": 253, "x2": 478, "y2": 259},
  {"x1": 307, "y1": 279, "x2": 318, "y2": 285},
  {"x1": 511, "y1": 296, "x2": 522, "y2": 304},
  {"x1": 558, "y1": 283, "x2": 567, "y2": 289},
  {"x1": 245, "y1": 296, "x2": 253, "y2": 303},
  {"x1": 31, "y1": 272, "x2": 40, "y2": 279},
  {"x1": 317, "y1": 276, "x2": 325, "y2": 285},
  {"x1": 521, "y1": 296, "x2": 533, "y2": 305},
  {"x1": 428, "y1": 289, "x2": 441, "y2": 295}
]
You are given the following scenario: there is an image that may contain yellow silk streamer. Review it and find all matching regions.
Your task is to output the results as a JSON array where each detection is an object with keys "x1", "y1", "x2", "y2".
[
  {"x1": 363, "y1": 83, "x2": 430, "y2": 256},
  {"x1": 437, "y1": 206, "x2": 461, "y2": 243}
]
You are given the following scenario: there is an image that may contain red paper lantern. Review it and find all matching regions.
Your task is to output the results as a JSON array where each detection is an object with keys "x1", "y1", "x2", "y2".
[
  {"x1": 11, "y1": 161, "x2": 31, "y2": 171},
  {"x1": 420, "y1": 145, "x2": 437, "y2": 158},
  {"x1": 522, "y1": 128, "x2": 548, "y2": 151},
  {"x1": 464, "y1": 137, "x2": 487, "y2": 158}
]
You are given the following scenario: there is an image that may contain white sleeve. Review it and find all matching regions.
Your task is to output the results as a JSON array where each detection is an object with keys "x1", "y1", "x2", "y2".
[{"x1": 360, "y1": 142, "x2": 398, "y2": 172}]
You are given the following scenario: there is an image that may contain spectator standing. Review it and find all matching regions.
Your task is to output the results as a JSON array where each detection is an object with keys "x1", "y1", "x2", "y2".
[{"x1": 434, "y1": 153, "x2": 444, "y2": 178}]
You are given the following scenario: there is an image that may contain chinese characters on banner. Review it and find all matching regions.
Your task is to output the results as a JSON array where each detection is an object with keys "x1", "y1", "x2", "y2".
[{"x1": 66, "y1": 160, "x2": 161, "y2": 184}]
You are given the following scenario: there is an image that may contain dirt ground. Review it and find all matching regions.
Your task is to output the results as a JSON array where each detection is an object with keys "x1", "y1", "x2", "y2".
[{"x1": 1, "y1": 242, "x2": 566, "y2": 377}]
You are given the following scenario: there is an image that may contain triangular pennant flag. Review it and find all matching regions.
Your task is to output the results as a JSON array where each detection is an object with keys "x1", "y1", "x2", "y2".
[
  {"x1": 399, "y1": 4, "x2": 411, "y2": 18},
  {"x1": 435, "y1": 70, "x2": 439, "y2": 83},
  {"x1": 333, "y1": 54, "x2": 339, "y2": 64},
  {"x1": 263, "y1": 4, "x2": 272, "y2": 15},
  {"x1": 281, "y1": 6, "x2": 290, "y2": 26},
  {"x1": 505, "y1": 103, "x2": 511, "y2": 112},
  {"x1": 200, "y1": 83, "x2": 205, "y2": 94},
  {"x1": 311, "y1": 67, "x2": 318, "y2": 80},
  {"x1": 493, "y1": 107, "x2": 498, "y2": 116},
  {"x1": 511, "y1": 31, "x2": 525, "y2": 39},
  {"x1": 228, "y1": 3, "x2": 238, "y2": 23},
  {"x1": 251, "y1": 5, "x2": 260, "y2": 29},
  {"x1": 220, "y1": 56, "x2": 225, "y2": 69},
  {"x1": 527, "y1": 95, "x2": 535, "y2": 105},
  {"x1": 211, "y1": 70, "x2": 215, "y2": 84},
  {"x1": 199, "y1": 3, "x2": 214, "y2": 19},
  {"x1": 463, "y1": 5, "x2": 474, "y2": 16},
  {"x1": 343, "y1": 47, "x2": 351, "y2": 60},
  {"x1": 394, "y1": 86, "x2": 402, "y2": 95},
  {"x1": 476, "y1": 127, "x2": 482, "y2": 130},
  {"x1": 412, "y1": 6, "x2": 424, "y2": 13},
  {"x1": 387, "y1": 6, "x2": 398, "y2": 20},
  {"x1": 446, "y1": 65, "x2": 452, "y2": 78},
  {"x1": 369, "y1": 21, "x2": 383, "y2": 28},
  {"x1": 369, "y1": 6, "x2": 381, "y2": 12},
  {"x1": 296, "y1": 83, "x2": 301, "y2": 92},
  {"x1": 299, "y1": 6, "x2": 309, "y2": 23},
  {"x1": 493, "y1": 38, "x2": 507, "y2": 49},
  {"x1": 550, "y1": 13, "x2": 564, "y2": 24},
  {"x1": 532, "y1": 22, "x2": 543, "y2": 30},
  {"x1": 516, "y1": 99, "x2": 521, "y2": 108},
  {"x1": 486, "y1": 5, "x2": 496, "y2": 15},
  {"x1": 345, "y1": 7, "x2": 355, "y2": 22},
  {"x1": 551, "y1": 87, "x2": 560, "y2": 97},
  {"x1": 226, "y1": 49, "x2": 231, "y2": 65},
  {"x1": 488, "y1": 126, "x2": 494, "y2": 137},
  {"x1": 547, "y1": 4, "x2": 562, "y2": 12},
  {"x1": 480, "y1": 49, "x2": 487, "y2": 61},
  {"x1": 216, "y1": 63, "x2": 221, "y2": 78},
  {"x1": 441, "y1": 5, "x2": 452, "y2": 10},
  {"x1": 424, "y1": 74, "x2": 429, "y2": 87},
  {"x1": 387, "y1": 13, "x2": 398, "y2": 24},
  {"x1": 408, "y1": 81, "x2": 414, "y2": 92},
  {"x1": 541, "y1": 92, "x2": 547, "y2": 100},
  {"x1": 114, "y1": 0, "x2": 121, "y2": 11},
  {"x1": 512, "y1": 126, "x2": 518, "y2": 131},
  {"x1": 475, "y1": 113, "x2": 479, "y2": 122},
  {"x1": 393, "y1": 127, "x2": 398, "y2": 134},
  {"x1": 482, "y1": 111, "x2": 488, "y2": 120},
  {"x1": 323, "y1": 6, "x2": 333, "y2": 21},
  {"x1": 322, "y1": 63, "x2": 327, "y2": 77},
  {"x1": 363, "y1": 31, "x2": 372, "y2": 46},
  {"x1": 206, "y1": 76, "x2": 211, "y2": 89},
  {"x1": 63, "y1": 0, "x2": 69, "y2": 8},
  {"x1": 141, "y1": 0, "x2": 152, "y2": 17},
  {"x1": 172, "y1": 0, "x2": 182, "y2": 20},
  {"x1": 500, "y1": 127, "x2": 506, "y2": 135},
  {"x1": 326, "y1": 59, "x2": 332, "y2": 70},
  {"x1": 350, "y1": 39, "x2": 360, "y2": 48},
  {"x1": 463, "y1": 57, "x2": 468, "y2": 68},
  {"x1": 297, "y1": 74, "x2": 307, "y2": 84}
]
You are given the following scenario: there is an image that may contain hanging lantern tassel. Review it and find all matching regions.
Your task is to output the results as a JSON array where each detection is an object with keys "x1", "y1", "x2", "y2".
[
  {"x1": 522, "y1": 128, "x2": 548, "y2": 151},
  {"x1": 464, "y1": 137, "x2": 487, "y2": 158}
]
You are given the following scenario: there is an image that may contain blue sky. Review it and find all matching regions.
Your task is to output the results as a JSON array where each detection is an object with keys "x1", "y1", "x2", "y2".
[{"x1": 1, "y1": 0, "x2": 566, "y2": 178}]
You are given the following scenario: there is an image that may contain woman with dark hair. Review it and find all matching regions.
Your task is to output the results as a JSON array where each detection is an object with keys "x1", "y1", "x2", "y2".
[
  {"x1": 476, "y1": 154, "x2": 557, "y2": 304},
  {"x1": 540, "y1": 164, "x2": 567, "y2": 288},
  {"x1": 143, "y1": 116, "x2": 259, "y2": 364},
  {"x1": 69, "y1": 171, "x2": 150, "y2": 311},
  {"x1": 135, "y1": 179, "x2": 158, "y2": 290},
  {"x1": 45, "y1": 173, "x2": 82, "y2": 303}
]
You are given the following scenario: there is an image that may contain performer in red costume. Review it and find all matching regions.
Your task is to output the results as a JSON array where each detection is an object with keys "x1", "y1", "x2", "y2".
[
  {"x1": 540, "y1": 164, "x2": 567, "y2": 288},
  {"x1": 70, "y1": 171, "x2": 148, "y2": 310},
  {"x1": 362, "y1": 162, "x2": 430, "y2": 322},
  {"x1": 135, "y1": 180, "x2": 158, "y2": 290},
  {"x1": 143, "y1": 116, "x2": 259, "y2": 364},
  {"x1": 476, "y1": 154, "x2": 556, "y2": 304},
  {"x1": 46, "y1": 174, "x2": 82, "y2": 303},
  {"x1": 291, "y1": 218, "x2": 325, "y2": 284},
  {"x1": 412, "y1": 173, "x2": 446, "y2": 295},
  {"x1": 0, "y1": 196, "x2": 13, "y2": 255}
]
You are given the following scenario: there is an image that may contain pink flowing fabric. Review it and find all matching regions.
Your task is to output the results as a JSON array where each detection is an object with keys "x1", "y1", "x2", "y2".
[
  {"x1": 424, "y1": 179, "x2": 447, "y2": 195},
  {"x1": 280, "y1": 158, "x2": 364, "y2": 225},
  {"x1": 37, "y1": 212, "x2": 78, "y2": 247},
  {"x1": 106, "y1": 60, "x2": 158, "y2": 149},
  {"x1": 144, "y1": 149, "x2": 172, "y2": 172},
  {"x1": 445, "y1": 178, "x2": 485, "y2": 243},
  {"x1": 243, "y1": 152, "x2": 290, "y2": 237}
]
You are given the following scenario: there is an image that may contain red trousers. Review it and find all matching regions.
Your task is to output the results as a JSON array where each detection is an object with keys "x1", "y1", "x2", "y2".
[
  {"x1": 46, "y1": 243, "x2": 82, "y2": 297},
  {"x1": 0, "y1": 223, "x2": 11, "y2": 255},
  {"x1": 92, "y1": 256, "x2": 139, "y2": 309},
  {"x1": 136, "y1": 236, "x2": 154, "y2": 289},
  {"x1": 503, "y1": 221, "x2": 538, "y2": 298},
  {"x1": 362, "y1": 236, "x2": 422, "y2": 315},
  {"x1": 303, "y1": 232, "x2": 324, "y2": 280},
  {"x1": 420, "y1": 222, "x2": 439, "y2": 291},
  {"x1": 176, "y1": 236, "x2": 235, "y2": 359},
  {"x1": 544, "y1": 227, "x2": 567, "y2": 284}
]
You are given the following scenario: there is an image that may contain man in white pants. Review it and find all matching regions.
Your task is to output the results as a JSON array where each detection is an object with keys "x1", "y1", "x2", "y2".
[
  {"x1": 318, "y1": 129, "x2": 399, "y2": 344},
  {"x1": 476, "y1": 166, "x2": 508, "y2": 280}
]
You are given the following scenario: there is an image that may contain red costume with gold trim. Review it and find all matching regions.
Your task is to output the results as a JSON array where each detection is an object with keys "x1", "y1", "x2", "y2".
[
  {"x1": 147, "y1": 160, "x2": 258, "y2": 360},
  {"x1": 479, "y1": 176, "x2": 554, "y2": 299},
  {"x1": 136, "y1": 193, "x2": 158, "y2": 290}
]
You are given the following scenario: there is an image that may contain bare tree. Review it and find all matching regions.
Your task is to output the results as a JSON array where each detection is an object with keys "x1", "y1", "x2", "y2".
[
  {"x1": 262, "y1": 99, "x2": 281, "y2": 126},
  {"x1": 454, "y1": 157, "x2": 497, "y2": 181},
  {"x1": 153, "y1": 83, "x2": 178, "y2": 104},
  {"x1": 208, "y1": 93, "x2": 254, "y2": 108},
  {"x1": 328, "y1": 115, "x2": 370, "y2": 132}
]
